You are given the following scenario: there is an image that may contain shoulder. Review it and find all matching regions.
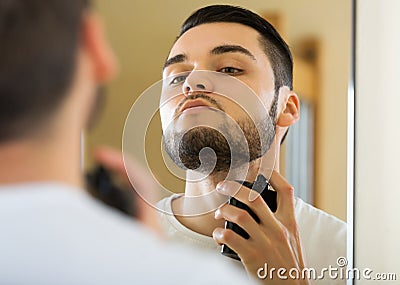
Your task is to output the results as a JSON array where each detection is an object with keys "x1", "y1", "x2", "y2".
[
  {"x1": 294, "y1": 197, "x2": 346, "y2": 233},
  {"x1": 0, "y1": 185, "x2": 252, "y2": 284},
  {"x1": 157, "y1": 194, "x2": 218, "y2": 249},
  {"x1": 157, "y1": 194, "x2": 179, "y2": 212},
  {"x1": 294, "y1": 198, "x2": 346, "y2": 269}
]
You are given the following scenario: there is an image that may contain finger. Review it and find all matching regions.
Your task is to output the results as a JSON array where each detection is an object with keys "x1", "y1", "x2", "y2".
[
  {"x1": 92, "y1": 146, "x2": 127, "y2": 174},
  {"x1": 94, "y1": 146, "x2": 163, "y2": 235},
  {"x1": 93, "y1": 146, "x2": 141, "y2": 193},
  {"x1": 214, "y1": 204, "x2": 260, "y2": 239},
  {"x1": 93, "y1": 147, "x2": 154, "y2": 187},
  {"x1": 216, "y1": 181, "x2": 278, "y2": 229},
  {"x1": 268, "y1": 171, "x2": 295, "y2": 218},
  {"x1": 94, "y1": 146, "x2": 155, "y2": 194},
  {"x1": 212, "y1": 227, "x2": 251, "y2": 257}
]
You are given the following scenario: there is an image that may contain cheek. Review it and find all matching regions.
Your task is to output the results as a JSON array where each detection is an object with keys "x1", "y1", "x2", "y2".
[
  {"x1": 248, "y1": 78, "x2": 275, "y2": 112},
  {"x1": 219, "y1": 100, "x2": 248, "y2": 121},
  {"x1": 159, "y1": 96, "x2": 182, "y2": 131},
  {"x1": 245, "y1": 64, "x2": 275, "y2": 106},
  {"x1": 220, "y1": 78, "x2": 274, "y2": 120}
]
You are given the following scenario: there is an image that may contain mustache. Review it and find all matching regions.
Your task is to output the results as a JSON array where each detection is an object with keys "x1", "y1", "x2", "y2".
[{"x1": 175, "y1": 93, "x2": 225, "y2": 116}]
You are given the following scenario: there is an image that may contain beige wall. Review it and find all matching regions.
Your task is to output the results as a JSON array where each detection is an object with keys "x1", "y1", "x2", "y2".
[
  {"x1": 89, "y1": 0, "x2": 351, "y2": 220},
  {"x1": 355, "y1": 0, "x2": 400, "y2": 281}
]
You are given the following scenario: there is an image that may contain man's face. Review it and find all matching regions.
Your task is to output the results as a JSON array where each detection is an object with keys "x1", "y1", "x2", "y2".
[{"x1": 160, "y1": 22, "x2": 277, "y2": 173}]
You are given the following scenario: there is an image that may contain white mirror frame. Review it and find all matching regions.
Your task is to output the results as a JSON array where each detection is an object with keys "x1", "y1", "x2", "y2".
[{"x1": 346, "y1": 2, "x2": 355, "y2": 284}]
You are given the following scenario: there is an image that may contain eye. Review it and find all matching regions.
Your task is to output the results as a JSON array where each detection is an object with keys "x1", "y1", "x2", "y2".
[
  {"x1": 169, "y1": 74, "x2": 188, "y2": 85},
  {"x1": 218, "y1": 67, "x2": 243, "y2": 75}
]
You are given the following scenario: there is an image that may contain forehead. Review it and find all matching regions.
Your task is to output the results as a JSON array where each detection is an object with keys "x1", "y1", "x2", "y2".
[{"x1": 168, "y1": 22, "x2": 265, "y2": 59}]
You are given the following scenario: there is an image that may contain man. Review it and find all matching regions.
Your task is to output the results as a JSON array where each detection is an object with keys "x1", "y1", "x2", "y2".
[
  {"x1": 156, "y1": 5, "x2": 346, "y2": 284},
  {"x1": 0, "y1": 1, "x2": 252, "y2": 284}
]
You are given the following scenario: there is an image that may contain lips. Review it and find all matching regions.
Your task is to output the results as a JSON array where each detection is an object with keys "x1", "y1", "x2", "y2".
[{"x1": 179, "y1": 99, "x2": 213, "y2": 113}]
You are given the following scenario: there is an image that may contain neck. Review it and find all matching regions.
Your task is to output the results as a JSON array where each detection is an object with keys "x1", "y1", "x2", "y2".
[
  {"x1": 173, "y1": 144, "x2": 281, "y2": 237},
  {"x1": 0, "y1": 130, "x2": 84, "y2": 189}
]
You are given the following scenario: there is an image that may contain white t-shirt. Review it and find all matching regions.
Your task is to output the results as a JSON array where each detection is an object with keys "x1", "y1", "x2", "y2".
[
  {"x1": 0, "y1": 183, "x2": 252, "y2": 285},
  {"x1": 158, "y1": 194, "x2": 347, "y2": 285}
]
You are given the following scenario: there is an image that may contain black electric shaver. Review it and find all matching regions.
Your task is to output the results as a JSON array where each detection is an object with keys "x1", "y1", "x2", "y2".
[{"x1": 221, "y1": 174, "x2": 277, "y2": 261}]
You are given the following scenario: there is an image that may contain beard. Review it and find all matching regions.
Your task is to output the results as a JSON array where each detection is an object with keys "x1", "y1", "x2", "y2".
[{"x1": 162, "y1": 99, "x2": 277, "y2": 174}]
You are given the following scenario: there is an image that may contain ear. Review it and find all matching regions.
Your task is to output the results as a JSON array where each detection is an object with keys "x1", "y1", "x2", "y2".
[
  {"x1": 276, "y1": 92, "x2": 300, "y2": 127},
  {"x1": 81, "y1": 12, "x2": 117, "y2": 83}
]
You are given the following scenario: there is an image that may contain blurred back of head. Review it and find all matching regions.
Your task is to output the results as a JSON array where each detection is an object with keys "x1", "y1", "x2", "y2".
[{"x1": 0, "y1": 0, "x2": 89, "y2": 143}]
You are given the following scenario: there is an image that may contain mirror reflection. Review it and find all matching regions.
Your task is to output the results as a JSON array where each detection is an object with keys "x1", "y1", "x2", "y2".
[
  {"x1": 88, "y1": 0, "x2": 351, "y2": 282},
  {"x1": 91, "y1": 0, "x2": 351, "y2": 222}
]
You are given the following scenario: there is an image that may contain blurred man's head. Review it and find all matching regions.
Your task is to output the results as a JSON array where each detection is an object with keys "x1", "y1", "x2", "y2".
[
  {"x1": 160, "y1": 5, "x2": 299, "y2": 173},
  {"x1": 0, "y1": 0, "x2": 116, "y2": 144}
]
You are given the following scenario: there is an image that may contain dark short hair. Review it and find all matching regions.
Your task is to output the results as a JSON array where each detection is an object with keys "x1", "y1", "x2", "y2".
[
  {"x1": 0, "y1": 0, "x2": 89, "y2": 142},
  {"x1": 179, "y1": 5, "x2": 293, "y2": 95}
]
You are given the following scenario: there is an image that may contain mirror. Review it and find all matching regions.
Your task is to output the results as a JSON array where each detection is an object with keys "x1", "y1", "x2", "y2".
[
  {"x1": 89, "y1": 0, "x2": 351, "y2": 220},
  {"x1": 87, "y1": 0, "x2": 353, "y2": 280}
]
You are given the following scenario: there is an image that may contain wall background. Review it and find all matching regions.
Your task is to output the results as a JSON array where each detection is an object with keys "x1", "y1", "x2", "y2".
[
  {"x1": 88, "y1": 0, "x2": 351, "y2": 221},
  {"x1": 355, "y1": 0, "x2": 400, "y2": 281}
]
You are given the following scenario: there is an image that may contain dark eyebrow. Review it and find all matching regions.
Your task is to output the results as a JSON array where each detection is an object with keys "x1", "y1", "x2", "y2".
[
  {"x1": 162, "y1": 45, "x2": 255, "y2": 70},
  {"x1": 163, "y1": 54, "x2": 186, "y2": 70},
  {"x1": 211, "y1": 45, "x2": 256, "y2": 60}
]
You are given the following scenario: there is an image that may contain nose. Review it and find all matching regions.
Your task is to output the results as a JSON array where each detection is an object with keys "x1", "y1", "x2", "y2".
[{"x1": 182, "y1": 71, "x2": 213, "y2": 96}]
